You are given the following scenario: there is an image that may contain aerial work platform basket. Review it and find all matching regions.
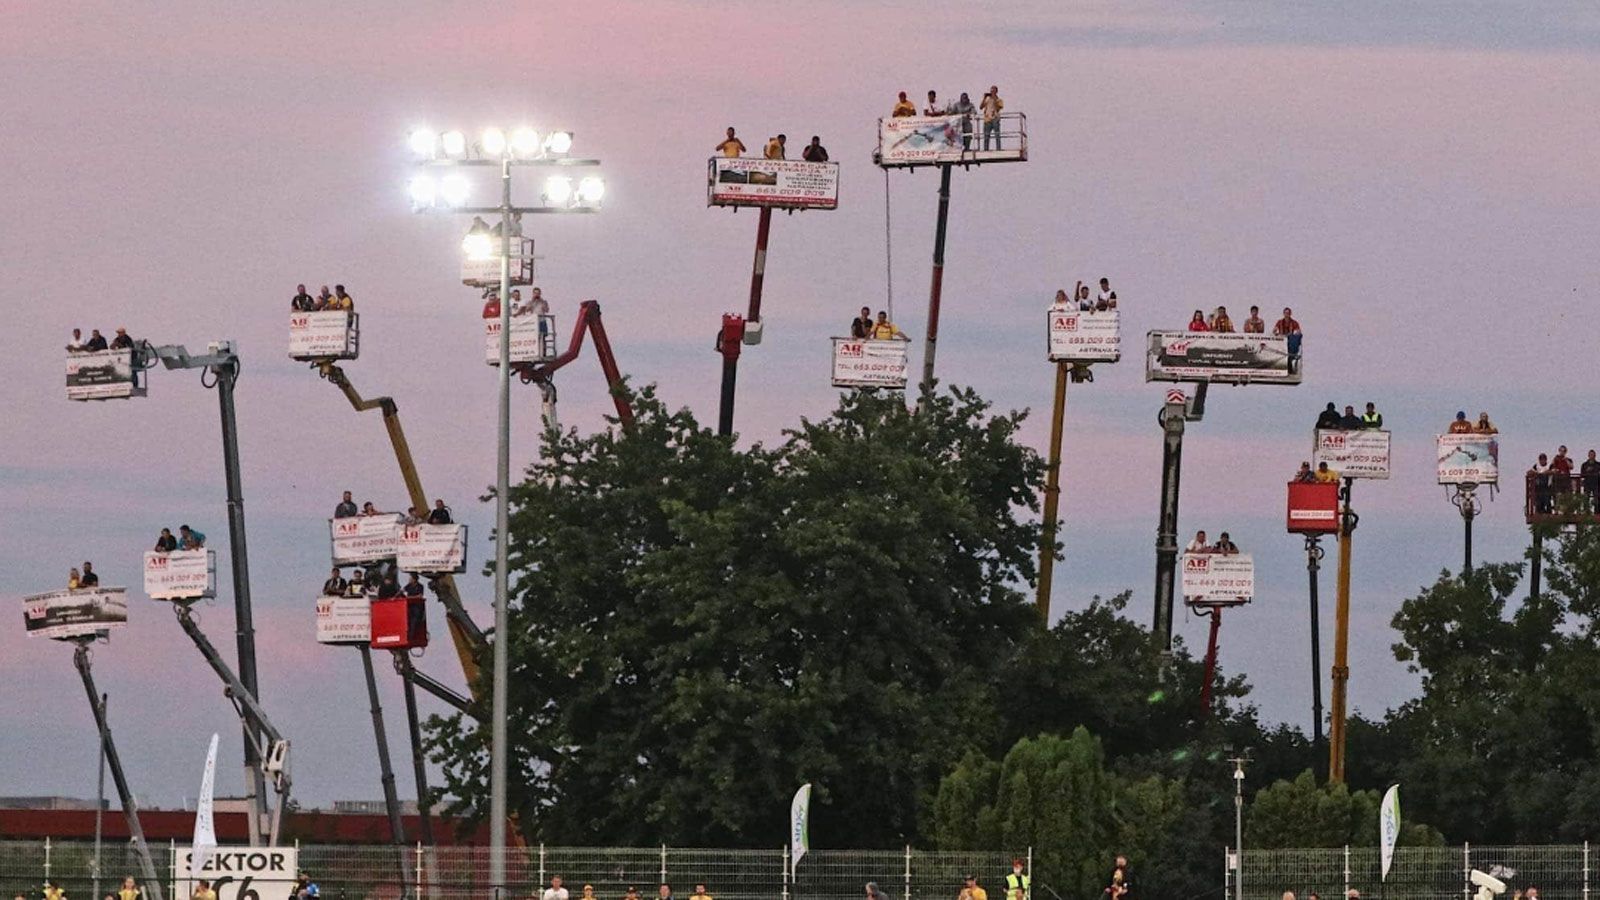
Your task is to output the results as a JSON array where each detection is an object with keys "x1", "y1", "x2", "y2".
[
  {"x1": 1047, "y1": 308, "x2": 1120, "y2": 364},
  {"x1": 831, "y1": 338, "x2": 910, "y2": 389},
  {"x1": 486, "y1": 314, "x2": 558, "y2": 366},
  {"x1": 707, "y1": 157, "x2": 840, "y2": 210},
  {"x1": 370, "y1": 596, "x2": 427, "y2": 650},
  {"x1": 23, "y1": 587, "x2": 129, "y2": 639},
  {"x1": 289, "y1": 311, "x2": 360, "y2": 362},
  {"x1": 315, "y1": 594, "x2": 371, "y2": 646},
  {"x1": 875, "y1": 112, "x2": 1028, "y2": 168},
  {"x1": 1145, "y1": 332, "x2": 1302, "y2": 385},
  {"x1": 1287, "y1": 482, "x2": 1340, "y2": 534},
  {"x1": 66, "y1": 349, "x2": 146, "y2": 401},
  {"x1": 143, "y1": 549, "x2": 216, "y2": 601}
]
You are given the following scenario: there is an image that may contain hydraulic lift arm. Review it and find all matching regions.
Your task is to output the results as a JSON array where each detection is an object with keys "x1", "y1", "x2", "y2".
[
  {"x1": 517, "y1": 300, "x2": 635, "y2": 428},
  {"x1": 314, "y1": 362, "x2": 488, "y2": 690},
  {"x1": 73, "y1": 642, "x2": 164, "y2": 900}
]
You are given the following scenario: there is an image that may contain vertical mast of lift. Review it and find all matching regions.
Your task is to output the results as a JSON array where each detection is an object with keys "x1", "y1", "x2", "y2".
[
  {"x1": 717, "y1": 207, "x2": 773, "y2": 437},
  {"x1": 1327, "y1": 478, "x2": 1358, "y2": 783},
  {"x1": 1153, "y1": 383, "x2": 1206, "y2": 649},
  {"x1": 919, "y1": 164, "x2": 954, "y2": 406},
  {"x1": 72, "y1": 641, "x2": 164, "y2": 900},
  {"x1": 142, "y1": 340, "x2": 268, "y2": 843},
  {"x1": 356, "y1": 645, "x2": 409, "y2": 894}
]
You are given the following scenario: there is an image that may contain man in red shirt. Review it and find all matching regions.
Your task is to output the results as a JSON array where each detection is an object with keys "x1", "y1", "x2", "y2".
[
  {"x1": 482, "y1": 290, "x2": 501, "y2": 319},
  {"x1": 1552, "y1": 445, "x2": 1575, "y2": 498},
  {"x1": 1273, "y1": 307, "x2": 1303, "y2": 372}
]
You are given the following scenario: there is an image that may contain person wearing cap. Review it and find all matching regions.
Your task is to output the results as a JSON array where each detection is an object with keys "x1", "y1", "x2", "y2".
[
  {"x1": 1004, "y1": 861, "x2": 1029, "y2": 900},
  {"x1": 110, "y1": 327, "x2": 135, "y2": 350},
  {"x1": 1448, "y1": 411, "x2": 1474, "y2": 434},
  {"x1": 957, "y1": 875, "x2": 987, "y2": 900}
]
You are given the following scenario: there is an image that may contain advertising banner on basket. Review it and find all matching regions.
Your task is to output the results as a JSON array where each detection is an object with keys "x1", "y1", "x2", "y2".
[
  {"x1": 330, "y1": 514, "x2": 402, "y2": 565},
  {"x1": 288, "y1": 311, "x2": 355, "y2": 359},
  {"x1": 831, "y1": 338, "x2": 909, "y2": 388},
  {"x1": 1437, "y1": 434, "x2": 1499, "y2": 485},
  {"x1": 315, "y1": 595, "x2": 372, "y2": 645},
  {"x1": 144, "y1": 550, "x2": 214, "y2": 600},
  {"x1": 709, "y1": 158, "x2": 840, "y2": 209},
  {"x1": 462, "y1": 238, "x2": 534, "y2": 286},
  {"x1": 175, "y1": 846, "x2": 298, "y2": 900},
  {"x1": 878, "y1": 115, "x2": 969, "y2": 165},
  {"x1": 485, "y1": 314, "x2": 551, "y2": 365},
  {"x1": 22, "y1": 588, "x2": 128, "y2": 639},
  {"x1": 1180, "y1": 553, "x2": 1255, "y2": 602},
  {"x1": 66, "y1": 349, "x2": 140, "y2": 400},
  {"x1": 1047, "y1": 309, "x2": 1121, "y2": 362},
  {"x1": 396, "y1": 523, "x2": 468, "y2": 574},
  {"x1": 1145, "y1": 333, "x2": 1299, "y2": 383},
  {"x1": 1313, "y1": 429, "x2": 1392, "y2": 479}
]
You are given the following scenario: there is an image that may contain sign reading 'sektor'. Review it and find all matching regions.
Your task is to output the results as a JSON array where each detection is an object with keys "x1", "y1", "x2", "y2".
[
  {"x1": 1314, "y1": 429, "x2": 1392, "y2": 480},
  {"x1": 831, "y1": 338, "x2": 909, "y2": 389},
  {"x1": 23, "y1": 588, "x2": 128, "y2": 639},
  {"x1": 330, "y1": 514, "x2": 403, "y2": 565},
  {"x1": 176, "y1": 847, "x2": 298, "y2": 900},
  {"x1": 1047, "y1": 309, "x2": 1121, "y2": 363},
  {"x1": 1181, "y1": 553, "x2": 1255, "y2": 603},
  {"x1": 708, "y1": 158, "x2": 840, "y2": 210},
  {"x1": 144, "y1": 550, "x2": 214, "y2": 600}
]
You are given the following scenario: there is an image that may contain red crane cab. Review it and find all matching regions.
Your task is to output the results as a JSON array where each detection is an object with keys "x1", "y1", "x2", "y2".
[
  {"x1": 1287, "y1": 481, "x2": 1339, "y2": 534},
  {"x1": 369, "y1": 596, "x2": 427, "y2": 650}
]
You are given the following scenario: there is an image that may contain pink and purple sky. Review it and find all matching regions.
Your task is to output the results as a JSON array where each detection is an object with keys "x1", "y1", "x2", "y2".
[{"x1": 3, "y1": 1, "x2": 1598, "y2": 809}]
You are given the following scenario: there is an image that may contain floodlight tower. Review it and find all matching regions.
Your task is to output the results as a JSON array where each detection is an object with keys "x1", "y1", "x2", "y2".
[
  {"x1": 1035, "y1": 301, "x2": 1121, "y2": 624},
  {"x1": 1144, "y1": 325, "x2": 1303, "y2": 650},
  {"x1": 704, "y1": 147, "x2": 840, "y2": 436},
  {"x1": 407, "y1": 125, "x2": 604, "y2": 895},
  {"x1": 873, "y1": 103, "x2": 1028, "y2": 404},
  {"x1": 65, "y1": 337, "x2": 277, "y2": 844}
]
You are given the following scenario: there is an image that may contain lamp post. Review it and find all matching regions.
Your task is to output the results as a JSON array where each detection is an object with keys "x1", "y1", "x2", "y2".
[{"x1": 408, "y1": 126, "x2": 603, "y2": 896}]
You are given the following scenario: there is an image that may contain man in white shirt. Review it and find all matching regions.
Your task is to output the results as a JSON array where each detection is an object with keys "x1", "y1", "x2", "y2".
[
  {"x1": 1095, "y1": 277, "x2": 1118, "y2": 311},
  {"x1": 923, "y1": 90, "x2": 943, "y2": 116},
  {"x1": 542, "y1": 877, "x2": 570, "y2": 900},
  {"x1": 1185, "y1": 530, "x2": 1212, "y2": 554}
]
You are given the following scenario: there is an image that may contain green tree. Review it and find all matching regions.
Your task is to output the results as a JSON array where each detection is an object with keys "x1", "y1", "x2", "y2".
[
  {"x1": 1247, "y1": 770, "x2": 1440, "y2": 848},
  {"x1": 428, "y1": 386, "x2": 1043, "y2": 847}
]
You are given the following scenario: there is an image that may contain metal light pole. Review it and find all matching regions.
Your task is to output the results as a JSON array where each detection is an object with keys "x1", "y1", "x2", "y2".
[
  {"x1": 1449, "y1": 484, "x2": 1482, "y2": 572},
  {"x1": 1231, "y1": 756, "x2": 1247, "y2": 900},
  {"x1": 408, "y1": 126, "x2": 603, "y2": 896}
]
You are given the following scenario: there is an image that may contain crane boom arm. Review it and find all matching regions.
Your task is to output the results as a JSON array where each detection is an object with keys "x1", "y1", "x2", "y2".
[{"x1": 518, "y1": 300, "x2": 635, "y2": 427}]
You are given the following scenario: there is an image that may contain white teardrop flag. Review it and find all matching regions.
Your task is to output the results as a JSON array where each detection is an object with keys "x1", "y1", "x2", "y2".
[
  {"x1": 191, "y1": 734, "x2": 219, "y2": 876},
  {"x1": 790, "y1": 784, "x2": 812, "y2": 870},
  {"x1": 1380, "y1": 783, "x2": 1401, "y2": 882}
]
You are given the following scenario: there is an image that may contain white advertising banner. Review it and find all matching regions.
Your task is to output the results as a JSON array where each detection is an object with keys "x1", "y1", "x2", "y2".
[
  {"x1": 485, "y1": 314, "x2": 554, "y2": 366},
  {"x1": 315, "y1": 595, "x2": 371, "y2": 645},
  {"x1": 1145, "y1": 332, "x2": 1301, "y2": 384},
  {"x1": 1047, "y1": 309, "x2": 1121, "y2": 363},
  {"x1": 287, "y1": 311, "x2": 357, "y2": 360},
  {"x1": 330, "y1": 514, "x2": 403, "y2": 565},
  {"x1": 878, "y1": 115, "x2": 969, "y2": 165},
  {"x1": 175, "y1": 846, "x2": 298, "y2": 900},
  {"x1": 1181, "y1": 553, "x2": 1255, "y2": 603},
  {"x1": 22, "y1": 588, "x2": 128, "y2": 639},
  {"x1": 1314, "y1": 429, "x2": 1392, "y2": 480},
  {"x1": 66, "y1": 349, "x2": 142, "y2": 400},
  {"x1": 396, "y1": 523, "x2": 468, "y2": 574},
  {"x1": 461, "y1": 238, "x2": 534, "y2": 287},
  {"x1": 144, "y1": 550, "x2": 215, "y2": 600},
  {"x1": 1437, "y1": 434, "x2": 1499, "y2": 485},
  {"x1": 708, "y1": 158, "x2": 840, "y2": 210},
  {"x1": 831, "y1": 338, "x2": 909, "y2": 389}
]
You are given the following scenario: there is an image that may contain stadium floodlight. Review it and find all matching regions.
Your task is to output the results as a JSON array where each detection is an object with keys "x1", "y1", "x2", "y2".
[
  {"x1": 461, "y1": 218, "x2": 493, "y2": 260},
  {"x1": 408, "y1": 175, "x2": 437, "y2": 208},
  {"x1": 441, "y1": 130, "x2": 468, "y2": 158},
  {"x1": 544, "y1": 131, "x2": 573, "y2": 156},
  {"x1": 408, "y1": 129, "x2": 437, "y2": 159},
  {"x1": 440, "y1": 174, "x2": 471, "y2": 207},
  {"x1": 577, "y1": 176, "x2": 606, "y2": 206},
  {"x1": 481, "y1": 127, "x2": 507, "y2": 158},
  {"x1": 543, "y1": 176, "x2": 574, "y2": 207},
  {"x1": 511, "y1": 127, "x2": 541, "y2": 159}
]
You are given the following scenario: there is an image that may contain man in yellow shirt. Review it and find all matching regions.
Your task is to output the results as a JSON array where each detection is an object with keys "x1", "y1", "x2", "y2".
[
  {"x1": 1313, "y1": 462, "x2": 1340, "y2": 483},
  {"x1": 870, "y1": 311, "x2": 908, "y2": 341},
  {"x1": 715, "y1": 127, "x2": 746, "y2": 158},
  {"x1": 191, "y1": 882, "x2": 217, "y2": 900},
  {"x1": 118, "y1": 877, "x2": 141, "y2": 900},
  {"x1": 764, "y1": 134, "x2": 786, "y2": 160},
  {"x1": 958, "y1": 876, "x2": 988, "y2": 900},
  {"x1": 689, "y1": 884, "x2": 713, "y2": 900},
  {"x1": 43, "y1": 883, "x2": 66, "y2": 900},
  {"x1": 892, "y1": 91, "x2": 916, "y2": 117}
]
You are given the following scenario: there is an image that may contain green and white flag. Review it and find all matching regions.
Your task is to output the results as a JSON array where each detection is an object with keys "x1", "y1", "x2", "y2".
[
  {"x1": 790, "y1": 784, "x2": 812, "y2": 870},
  {"x1": 1380, "y1": 784, "x2": 1401, "y2": 882}
]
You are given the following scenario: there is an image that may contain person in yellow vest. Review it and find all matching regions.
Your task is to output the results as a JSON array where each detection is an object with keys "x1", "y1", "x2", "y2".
[
  {"x1": 1005, "y1": 859, "x2": 1029, "y2": 900},
  {"x1": 43, "y1": 883, "x2": 66, "y2": 900},
  {"x1": 870, "y1": 311, "x2": 909, "y2": 341},
  {"x1": 958, "y1": 875, "x2": 988, "y2": 900},
  {"x1": 118, "y1": 877, "x2": 141, "y2": 900},
  {"x1": 191, "y1": 881, "x2": 216, "y2": 900}
]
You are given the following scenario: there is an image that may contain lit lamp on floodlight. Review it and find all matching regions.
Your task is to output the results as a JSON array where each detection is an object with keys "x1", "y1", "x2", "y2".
[{"x1": 461, "y1": 217, "x2": 493, "y2": 261}]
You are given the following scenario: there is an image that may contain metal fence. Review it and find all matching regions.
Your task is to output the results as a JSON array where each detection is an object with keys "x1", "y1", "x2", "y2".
[
  {"x1": 0, "y1": 841, "x2": 1026, "y2": 900},
  {"x1": 1230, "y1": 845, "x2": 1594, "y2": 900}
]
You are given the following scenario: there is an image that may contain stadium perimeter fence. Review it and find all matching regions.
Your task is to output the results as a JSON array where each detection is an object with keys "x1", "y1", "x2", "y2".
[
  {"x1": 0, "y1": 841, "x2": 1027, "y2": 900},
  {"x1": 1229, "y1": 845, "x2": 1593, "y2": 900}
]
